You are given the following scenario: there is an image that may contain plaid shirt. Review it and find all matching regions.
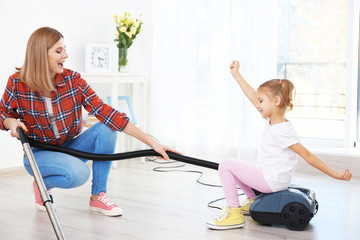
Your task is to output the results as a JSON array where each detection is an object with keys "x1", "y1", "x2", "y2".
[{"x1": 0, "y1": 69, "x2": 129, "y2": 145}]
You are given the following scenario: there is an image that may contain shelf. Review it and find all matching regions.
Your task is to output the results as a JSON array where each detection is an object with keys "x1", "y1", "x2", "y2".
[
  {"x1": 81, "y1": 72, "x2": 148, "y2": 154},
  {"x1": 81, "y1": 72, "x2": 147, "y2": 84}
]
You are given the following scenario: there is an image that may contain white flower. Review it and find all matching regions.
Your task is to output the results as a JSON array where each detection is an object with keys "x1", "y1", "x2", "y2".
[{"x1": 125, "y1": 31, "x2": 133, "y2": 38}]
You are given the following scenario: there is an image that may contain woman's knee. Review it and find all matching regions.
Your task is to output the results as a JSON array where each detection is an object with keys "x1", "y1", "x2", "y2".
[
  {"x1": 54, "y1": 161, "x2": 90, "y2": 188},
  {"x1": 24, "y1": 153, "x2": 91, "y2": 189},
  {"x1": 94, "y1": 122, "x2": 117, "y2": 143},
  {"x1": 95, "y1": 122, "x2": 116, "y2": 136},
  {"x1": 68, "y1": 165, "x2": 90, "y2": 187}
]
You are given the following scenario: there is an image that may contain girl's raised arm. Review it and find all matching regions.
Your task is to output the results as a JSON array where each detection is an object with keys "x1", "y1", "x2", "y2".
[{"x1": 230, "y1": 60, "x2": 259, "y2": 108}]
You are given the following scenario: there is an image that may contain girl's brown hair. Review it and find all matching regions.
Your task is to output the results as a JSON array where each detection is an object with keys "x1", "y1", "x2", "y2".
[
  {"x1": 17, "y1": 27, "x2": 64, "y2": 92},
  {"x1": 258, "y1": 79, "x2": 295, "y2": 111}
]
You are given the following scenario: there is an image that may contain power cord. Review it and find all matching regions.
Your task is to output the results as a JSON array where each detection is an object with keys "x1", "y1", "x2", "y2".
[
  {"x1": 144, "y1": 134, "x2": 245, "y2": 210},
  {"x1": 145, "y1": 156, "x2": 244, "y2": 210},
  {"x1": 146, "y1": 157, "x2": 222, "y2": 187}
]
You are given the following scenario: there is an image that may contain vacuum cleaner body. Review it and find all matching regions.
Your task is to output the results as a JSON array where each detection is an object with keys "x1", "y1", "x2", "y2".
[{"x1": 249, "y1": 185, "x2": 319, "y2": 231}]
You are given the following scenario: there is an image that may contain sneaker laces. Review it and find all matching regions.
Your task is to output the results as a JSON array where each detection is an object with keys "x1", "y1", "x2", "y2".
[
  {"x1": 216, "y1": 206, "x2": 231, "y2": 222},
  {"x1": 97, "y1": 194, "x2": 115, "y2": 207}
]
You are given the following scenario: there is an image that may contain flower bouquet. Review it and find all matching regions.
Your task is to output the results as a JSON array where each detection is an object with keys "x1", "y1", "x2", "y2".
[{"x1": 114, "y1": 12, "x2": 143, "y2": 71}]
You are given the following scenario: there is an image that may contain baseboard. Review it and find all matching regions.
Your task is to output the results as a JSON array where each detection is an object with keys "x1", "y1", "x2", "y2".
[
  {"x1": 0, "y1": 167, "x2": 27, "y2": 177},
  {"x1": 0, "y1": 161, "x2": 94, "y2": 177}
]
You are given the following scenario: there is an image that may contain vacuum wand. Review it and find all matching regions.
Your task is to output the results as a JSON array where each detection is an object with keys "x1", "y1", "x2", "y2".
[
  {"x1": 17, "y1": 128, "x2": 66, "y2": 240},
  {"x1": 26, "y1": 137, "x2": 219, "y2": 170}
]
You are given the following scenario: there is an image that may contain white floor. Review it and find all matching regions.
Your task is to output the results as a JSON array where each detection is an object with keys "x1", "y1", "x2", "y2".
[{"x1": 0, "y1": 158, "x2": 359, "y2": 240}]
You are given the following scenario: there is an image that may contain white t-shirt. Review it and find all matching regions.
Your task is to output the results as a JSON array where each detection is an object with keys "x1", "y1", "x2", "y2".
[
  {"x1": 44, "y1": 97, "x2": 60, "y2": 139},
  {"x1": 257, "y1": 119, "x2": 300, "y2": 192}
]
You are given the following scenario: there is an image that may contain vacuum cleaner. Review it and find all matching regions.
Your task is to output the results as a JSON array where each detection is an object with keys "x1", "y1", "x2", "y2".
[
  {"x1": 17, "y1": 128, "x2": 318, "y2": 239},
  {"x1": 249, "y1": 185, "x2": 319, "y2": 231}
]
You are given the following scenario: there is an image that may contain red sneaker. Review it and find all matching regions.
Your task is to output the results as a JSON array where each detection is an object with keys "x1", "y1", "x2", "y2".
[
  {"x1": 32, "y1": 181, "x2": 54, "y2": 211},
  {"x1": 89, "y1": 192, "x2": 123, "y2": 216}
]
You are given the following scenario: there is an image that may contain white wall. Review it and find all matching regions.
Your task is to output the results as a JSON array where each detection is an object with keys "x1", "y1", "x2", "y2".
[{"x1": 0, "y1": 0, "x2": 153, "y2": 169}]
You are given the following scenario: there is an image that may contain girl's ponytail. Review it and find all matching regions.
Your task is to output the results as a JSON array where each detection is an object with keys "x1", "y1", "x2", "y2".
[{"x1": 281, "y1": 79, "x2": 295, "y2": 111}]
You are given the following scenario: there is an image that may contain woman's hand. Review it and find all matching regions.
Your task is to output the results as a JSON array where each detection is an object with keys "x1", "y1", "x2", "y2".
[
  {"x1": 150, "y1": 142, "x2": 181, "y2": 161},
  {"x1": 3, "y1": 118, "x2": 28, "y2": 139},
  {"x1": 229, "y1": 60, "x2": 240, "y2": 78},
  {"x1": 334, "y1": 169, "x2": 352, "y2": 181},
  {"x1": 122, "y1": 122, "x2": 181, "y2": 160}
]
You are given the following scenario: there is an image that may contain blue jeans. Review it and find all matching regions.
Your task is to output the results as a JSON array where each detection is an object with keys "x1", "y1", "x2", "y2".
[{"x1": 23, "y1": 123, "x2": 117, "y2": 195}]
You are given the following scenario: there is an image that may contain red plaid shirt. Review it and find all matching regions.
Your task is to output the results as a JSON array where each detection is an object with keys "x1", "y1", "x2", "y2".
[{"x1": 0, "y1": 69, "x2": 129, "y2": 145}]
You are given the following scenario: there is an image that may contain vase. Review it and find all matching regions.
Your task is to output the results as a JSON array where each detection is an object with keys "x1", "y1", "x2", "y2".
[{"x1": 118, "y1": 47, "x2": 128, "y2": 72}]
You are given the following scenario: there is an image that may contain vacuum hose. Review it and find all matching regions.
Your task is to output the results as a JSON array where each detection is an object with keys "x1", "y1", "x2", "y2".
[{"x1": 17, "y1": 128, "x2": 219, "y2": 170}]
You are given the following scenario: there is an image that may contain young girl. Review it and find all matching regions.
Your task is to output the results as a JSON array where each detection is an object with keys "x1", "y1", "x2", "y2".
[{"x1": 206, "y1": 60, "x2": 352, "y2": 230}]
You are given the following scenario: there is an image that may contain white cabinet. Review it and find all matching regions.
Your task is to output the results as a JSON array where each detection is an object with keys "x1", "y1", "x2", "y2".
[{"x1": 81, "y1": 72, "x2": 148, "y2": 153}]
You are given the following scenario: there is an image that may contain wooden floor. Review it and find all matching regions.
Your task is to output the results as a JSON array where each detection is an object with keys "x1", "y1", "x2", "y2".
[{"x1": 0, "y1": 158, "x2": 359, "y2": 240}]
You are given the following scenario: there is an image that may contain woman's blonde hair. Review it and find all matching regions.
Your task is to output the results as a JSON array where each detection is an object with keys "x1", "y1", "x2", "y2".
[
  {"x1": 17, "y1": 27, "x2": 63, "y2": 92},
  {"x1": 258, "y1": 79, "x2": 295, "y2": 111}
]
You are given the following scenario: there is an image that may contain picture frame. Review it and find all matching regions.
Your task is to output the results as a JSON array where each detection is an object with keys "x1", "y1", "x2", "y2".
[
  {"x1": 85, "y1": 43, "x2": 112, "y2": 73},
  {"x1": 107, "y1": 96, "x2": 137, "y2": 125}
]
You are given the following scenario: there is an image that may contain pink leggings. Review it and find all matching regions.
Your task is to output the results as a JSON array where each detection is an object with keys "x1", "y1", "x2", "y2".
[{"x1": 218, "y1": 159, "x2": 273, "y2": 208}]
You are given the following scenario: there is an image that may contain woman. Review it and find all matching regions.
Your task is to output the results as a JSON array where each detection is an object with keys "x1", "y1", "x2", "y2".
[{"x1": 0, "y1": 26, "x2": 175, "y2": 217}]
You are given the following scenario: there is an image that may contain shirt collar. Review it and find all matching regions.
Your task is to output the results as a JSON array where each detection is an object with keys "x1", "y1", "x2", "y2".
[{"x1": 54, "y1": 73, "x2": 66, "y2": 88}]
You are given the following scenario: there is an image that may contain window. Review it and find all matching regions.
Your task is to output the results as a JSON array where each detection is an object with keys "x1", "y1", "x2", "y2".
[
  {"x1": 151, "y1": 0, "x2": 358, "y2": 158},
  {"x1": 277, "y1": 0, "x2": 348, "y2": 140}
]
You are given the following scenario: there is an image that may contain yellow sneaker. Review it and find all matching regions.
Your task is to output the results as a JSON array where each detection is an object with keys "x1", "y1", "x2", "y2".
[
  {"x1": 241, "y1": 198, "x2": 254, "y2": 215},
  {"x1": 206, "y1": 206, "x2": 245, "y2": 230}
]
